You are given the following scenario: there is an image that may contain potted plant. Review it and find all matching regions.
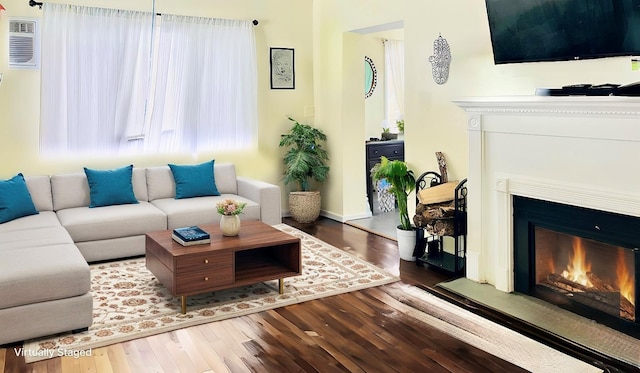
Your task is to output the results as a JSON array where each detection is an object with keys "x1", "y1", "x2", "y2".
[
  {"x1": 279, "y1": 116, "x2": 330, "y2": 223},
  {"x1": 381, "y1": 126, "x2": 397, "y2": 141},
  {"x1": 216, "y1": 198, "x2": 247, "y2": 236},
  {"x1": 371, "y1": 156, "x2": 417, "y2": 260}
]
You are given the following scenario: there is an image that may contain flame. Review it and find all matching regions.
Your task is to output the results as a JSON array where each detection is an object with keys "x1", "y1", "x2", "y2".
[
  {"x1": 616, "y1": 250, "x2": 635, "y2": 306},
  {"x1": 561, "y1": 237, "x2": 593, "y2": 287}
]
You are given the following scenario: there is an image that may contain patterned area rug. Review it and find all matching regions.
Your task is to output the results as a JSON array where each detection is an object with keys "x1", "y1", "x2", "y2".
[{"x1": 23, "y1": 224, "x2": 399, "y2": 363}]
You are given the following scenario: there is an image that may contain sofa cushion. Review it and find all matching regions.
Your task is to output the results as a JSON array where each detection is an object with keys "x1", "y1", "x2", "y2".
[
  {"x1": 168, "y1": 160, "x2": 220, "y2": 199},
  {"x1": 0, "y1": 211, "x2": 62, "y2": 234},
  {"x1": 0, "y1": 243, "x2": 89, "y2": 309},
  {"x1": 146, "y1": 163, "x2": 238, "y2": 201},
  {"x1": 84, "y1": 165, "x2": 139, "y2": 208},
  {"x1": 0, "y1": 226, "x2": 74, "y2": 251},
  {"x1": 56, "y1": 201, "x2": 167, "y2": 242},
  {"x1": 151, "y1": 194, "x2": 260, "y2": 229},
  {"x1": 0, "y1": 173, "x2": 39, "y2": 224},
  {"x1": 24, "y1": 175, "x2": 54, "y2": 212},
  {"x1": 52, "y1": 168, "x2": 148, "y2": 210}
]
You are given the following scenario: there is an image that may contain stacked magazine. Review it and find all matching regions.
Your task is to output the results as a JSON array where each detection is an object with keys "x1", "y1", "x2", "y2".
[{"x1": 172, "y1": 226, "x2": 211, "y2": 246}]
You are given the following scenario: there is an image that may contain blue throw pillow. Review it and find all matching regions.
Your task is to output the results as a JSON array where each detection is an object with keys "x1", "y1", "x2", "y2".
[
  {"x1": 168, "y1": 160, "x2": 220, "y2": 199},
  {"x1": 84, "y1": 165, "x2": 139, "y2": 208},
  {"x1": 0, "y1": 173, "x2": 39, "y2": 224}
]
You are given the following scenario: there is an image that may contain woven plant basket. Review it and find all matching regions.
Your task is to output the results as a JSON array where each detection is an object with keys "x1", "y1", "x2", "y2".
[{"x1": 289, "y1": 191, "x2": 321, "y2": 223}]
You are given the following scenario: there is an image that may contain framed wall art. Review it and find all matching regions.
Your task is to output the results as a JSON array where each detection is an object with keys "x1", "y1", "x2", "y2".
[{"x1": 270, "y1": 47, "x2": 295, "y2": 89}]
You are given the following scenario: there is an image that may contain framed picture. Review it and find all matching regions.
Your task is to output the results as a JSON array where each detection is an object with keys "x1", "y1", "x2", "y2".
[{"x1": 270, "y1": 47, "x2": 295, "y2": 89}]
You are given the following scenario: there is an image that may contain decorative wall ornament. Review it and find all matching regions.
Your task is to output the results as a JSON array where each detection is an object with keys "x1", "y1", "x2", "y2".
[
  {"x1": 428, "y1": 34, "x2": 451, "y2": 85},
  {"x1": 364, "y1": 56, "x2": 377, "y2": 98},
  {"x1": 270, "y1": 47, "x2": 295, "y2": 89}
]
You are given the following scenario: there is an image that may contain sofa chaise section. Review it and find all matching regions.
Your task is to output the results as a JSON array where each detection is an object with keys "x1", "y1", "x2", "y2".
[{"x1": 0, "y1": 176, "x2": 92, "y2": 345}]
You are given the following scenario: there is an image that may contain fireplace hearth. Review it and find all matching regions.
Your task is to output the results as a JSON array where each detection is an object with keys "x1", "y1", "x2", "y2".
[{"x1": 513, "y1": 196, "x2": 639, "y2": 339}]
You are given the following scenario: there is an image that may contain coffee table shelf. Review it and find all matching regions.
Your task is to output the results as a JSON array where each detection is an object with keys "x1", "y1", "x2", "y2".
[{"x1": 146, "y1": 221, "x2": 301, "y2": 313}]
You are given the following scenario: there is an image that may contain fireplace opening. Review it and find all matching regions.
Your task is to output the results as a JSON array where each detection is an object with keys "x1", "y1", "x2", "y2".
[{"x1": 513, "y1": 196, "x2": 640, "y2": 339}]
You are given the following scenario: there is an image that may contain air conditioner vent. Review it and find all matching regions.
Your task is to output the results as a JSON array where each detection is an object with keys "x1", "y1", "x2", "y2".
[
  {"x1": 9, "y1": 18, "x2": 40, "y2": 69},
  {"x1": 10, "y1": 20, "x2": 35, "y2": 34}
]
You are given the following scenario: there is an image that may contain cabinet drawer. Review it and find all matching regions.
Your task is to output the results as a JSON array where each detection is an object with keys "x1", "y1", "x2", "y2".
[
  {"x1": 175, "y1": 267, "x2": 233, "y2": 294},
  {"x1": 176, "y1": 251, "x2": 232, "y2": 273},
  {"x1": 367, "y1": 143, "x2": 404, "y2": 159}
]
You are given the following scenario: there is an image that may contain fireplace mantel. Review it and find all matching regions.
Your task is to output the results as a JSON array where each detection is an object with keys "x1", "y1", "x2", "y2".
[{"x1": 454, "y1": 96, "x2": 640, "y2": 292}]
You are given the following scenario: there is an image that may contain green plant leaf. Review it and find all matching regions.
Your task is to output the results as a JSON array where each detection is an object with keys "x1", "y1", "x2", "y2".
[{"x1": 279, "y1": 117, "x2": 330, "y2": 191}]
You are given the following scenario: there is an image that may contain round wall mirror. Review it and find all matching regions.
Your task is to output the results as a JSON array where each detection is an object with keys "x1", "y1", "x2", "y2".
[{"x1": 364, "y1": 56, "x2": 377, "y2": 99}]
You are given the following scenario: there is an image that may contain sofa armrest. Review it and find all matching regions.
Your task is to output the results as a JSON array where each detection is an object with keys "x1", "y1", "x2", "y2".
[{"x1": 236, "y1": 177, "x2": 281, "y2": 225}]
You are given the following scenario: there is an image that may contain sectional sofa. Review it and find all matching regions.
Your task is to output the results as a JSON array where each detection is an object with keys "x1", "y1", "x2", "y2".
[{"x1": 0, "y1": 161, "x2": 281, "y2": 345}]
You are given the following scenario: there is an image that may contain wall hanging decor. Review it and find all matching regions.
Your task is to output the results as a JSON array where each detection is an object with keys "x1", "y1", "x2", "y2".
[
  {"x1": 364, "y1": 56, "x2": 377, "y2": 98},
  {"x1": 270, "y1": 47, "x2": 295, "y2": 89},
  {"x1": 428, "y1": 34, "x2": 451, "y2": 85}
]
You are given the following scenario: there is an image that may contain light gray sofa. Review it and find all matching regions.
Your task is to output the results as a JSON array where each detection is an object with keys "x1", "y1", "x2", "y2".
[{"x1": 0, "y1": 163, "x2": 281, "y2": 345}]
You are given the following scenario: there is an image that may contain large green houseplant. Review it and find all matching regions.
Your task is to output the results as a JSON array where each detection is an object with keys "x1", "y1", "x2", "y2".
[
  {"x1": 279, "y1": 117, "x2": 330, "y2": 223},
  {"x1": 371, "y1": 156, "x2": 417, "y2": 260}
]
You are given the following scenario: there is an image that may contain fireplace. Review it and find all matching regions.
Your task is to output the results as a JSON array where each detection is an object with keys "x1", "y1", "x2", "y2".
[
  {"x1": 453, "y1": 96, "x2": 640, "y2": 354},
  {"x1": 513, "y1": 196, "x2": 639, "y2": 338}
]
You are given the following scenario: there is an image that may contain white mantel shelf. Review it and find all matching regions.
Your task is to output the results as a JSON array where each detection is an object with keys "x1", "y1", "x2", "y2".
[
  {"x1": 454, "y1": 95, "x2": 640, "y2": 117},
  {"x1": 455, "y1": 95, "x2": 640, "y2": 292}
]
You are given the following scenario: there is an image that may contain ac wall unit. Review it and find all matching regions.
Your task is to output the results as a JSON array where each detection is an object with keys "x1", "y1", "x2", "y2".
[{"x1": 9, "y1": 18, "x2": 40, "y2": 69}]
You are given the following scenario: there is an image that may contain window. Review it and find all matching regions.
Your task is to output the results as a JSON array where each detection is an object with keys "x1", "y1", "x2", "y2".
[{"x1": 40, "y1": 4, "x2": 257, "y2": 156}]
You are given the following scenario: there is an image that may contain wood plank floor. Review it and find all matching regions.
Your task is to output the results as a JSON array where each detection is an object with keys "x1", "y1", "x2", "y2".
[{"x1": 0, "y1": 218, "x2": 567, "y2": 372}]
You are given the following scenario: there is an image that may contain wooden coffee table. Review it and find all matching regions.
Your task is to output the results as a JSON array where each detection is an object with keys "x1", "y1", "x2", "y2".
[{"x1": 145, "y1": 221, "x2": 301, "y2": 314}]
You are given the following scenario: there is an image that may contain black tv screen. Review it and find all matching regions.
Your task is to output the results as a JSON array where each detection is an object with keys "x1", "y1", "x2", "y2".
[{"x1": 485, "y1": 0, "x2": 640, "y2": 64}]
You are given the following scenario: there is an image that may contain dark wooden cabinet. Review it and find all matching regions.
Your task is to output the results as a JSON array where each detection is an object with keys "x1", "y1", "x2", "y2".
[{"x1": 365, "y1": 140, "x2": 404, "y2": 212}]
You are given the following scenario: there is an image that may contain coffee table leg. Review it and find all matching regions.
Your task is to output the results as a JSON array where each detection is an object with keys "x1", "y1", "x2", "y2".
[
  {"x1": 279, "y1": 278, "x2": 284, "y2": 294},
  {"x1": 181, "y1": 296, "x2": 186, "y2": 314}
]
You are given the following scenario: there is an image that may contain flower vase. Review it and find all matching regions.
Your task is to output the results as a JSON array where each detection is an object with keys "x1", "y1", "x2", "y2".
[{"x1": 220, "y1": 215, "x2": 241, "y2": 236}]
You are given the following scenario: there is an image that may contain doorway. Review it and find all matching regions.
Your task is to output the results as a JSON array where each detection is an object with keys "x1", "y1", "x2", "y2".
[{"x1": 345, "y1": 21, "x2": 405, "y2": 240}]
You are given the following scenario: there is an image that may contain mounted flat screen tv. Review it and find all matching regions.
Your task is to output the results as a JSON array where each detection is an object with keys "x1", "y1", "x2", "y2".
[{"x1": 485, "y1": 0, "x2": 640, "y2": 64}]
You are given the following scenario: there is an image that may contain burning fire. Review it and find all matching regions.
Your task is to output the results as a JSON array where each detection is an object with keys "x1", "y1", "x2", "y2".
[
  {"x1": 616, "y1": 250, "x2": 635, "y2": 306},
  {"x1": 560, "y1": 237, "x2": 635, "y2": 306},
  {"x1": 561, "y1": 237, "x2": 593, "y2": 287}
]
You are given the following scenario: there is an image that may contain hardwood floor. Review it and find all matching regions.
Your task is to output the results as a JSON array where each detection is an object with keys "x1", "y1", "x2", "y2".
[{"x1": 0, "y1": 218, "x2": 580, "y2": 372}]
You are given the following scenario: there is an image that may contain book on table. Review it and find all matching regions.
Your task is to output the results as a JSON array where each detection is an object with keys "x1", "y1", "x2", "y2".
[{"x1": 172, "y1": 226, "x2": 211, "y2": 246}]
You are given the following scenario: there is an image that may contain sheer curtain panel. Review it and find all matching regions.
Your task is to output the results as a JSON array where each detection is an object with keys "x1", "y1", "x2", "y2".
[
  {"x1": 384, "y1": 40, "x2": 405, "y2": 130},
  {"x1": 143, "y1": 15, "x2": 257, "y2": 153},
  {"x1": 40, "y1": 4, "x2": 152, "y2": 156}
]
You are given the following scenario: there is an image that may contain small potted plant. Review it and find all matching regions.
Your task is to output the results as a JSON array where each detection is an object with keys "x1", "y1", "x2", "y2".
[
  {"x1": 216, "y1": 198, "x2": 246, "y2": 236},
  {"x1": 396, "y1": 118, "x2": 404, "y2": 134},
  {"x1": 279, "y1": 117, "x2": 330, "y2": 223},
  {"x1": 371, "y1": 156, "x2": 417, "y2": 260},
  {"x1": 381, "y1": 126, "x2": 397, "y2": 141}
]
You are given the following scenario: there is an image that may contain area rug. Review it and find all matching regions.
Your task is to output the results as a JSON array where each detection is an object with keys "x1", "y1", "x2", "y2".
[
  {"x1": 22, "y1": 224, "x2": 399, "y2": 363},
  {"x1": 386, "y1": 284, "x2": 602, "y2": 373},
  {"x1": 439, "y1": 278, "x2": 640, "y2": 369}
]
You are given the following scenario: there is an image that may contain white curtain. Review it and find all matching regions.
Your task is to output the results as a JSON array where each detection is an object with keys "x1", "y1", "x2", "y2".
[
  {"x1": 40, "y1": 5, "x2": 257, "y2": 156},
  {"x1": 40, "y1": 4, "x2": 153, "y2": 155},
  {"x1": 384, "y1": 40, "x2": 405, "y2": 130},
  {"x1": 141, "y1": 15, "x2": 257, "y2": 153}
]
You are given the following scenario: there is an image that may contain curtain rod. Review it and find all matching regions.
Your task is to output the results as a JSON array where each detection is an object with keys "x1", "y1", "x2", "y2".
[{"x1": 27, "y1": 1, "x2": 259, "y2": 25}]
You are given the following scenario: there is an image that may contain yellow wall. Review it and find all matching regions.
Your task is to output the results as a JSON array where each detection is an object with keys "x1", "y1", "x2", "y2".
[
  {"x1": 314, "y1": 0, "x2": 640, "y2": 220},
  {"x1": 0, "y1": 0, "x2": 314, "y2": 212},
  {"x1": 2, "y1": 0, "x2": 640, "y2": 220}
]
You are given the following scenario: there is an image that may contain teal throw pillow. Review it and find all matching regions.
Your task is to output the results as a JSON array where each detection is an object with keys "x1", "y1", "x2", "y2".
[
  {"x1": 84, "y1": 165, "x2": 139, "y2": 208},
  {"x1": 168, "y1": 160, "x2": 220, "y2": 199},
  {"x1": 0, "y1": 173, "x2": 39, "y2": 224}
]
